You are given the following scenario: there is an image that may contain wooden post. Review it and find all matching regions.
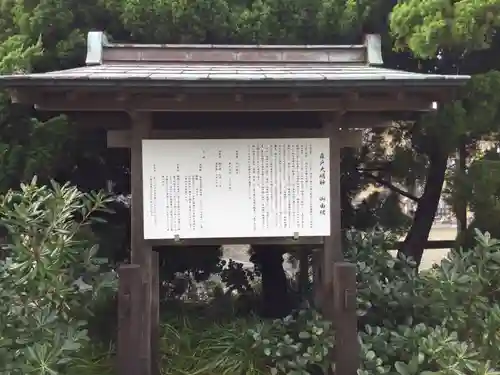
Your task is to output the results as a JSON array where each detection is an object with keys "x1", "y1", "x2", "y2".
[
  {"x1": 322, "y1": 113, "x2": 344, "y2": 316},
  {"x1": 333, "y1": 262, "x2": 358, "y2": 375},
  {"x1": 129, "y1": 111, "x2": 159, "y2": 375},
  {"x1": 117, "y1": 264, "x2": 142, "y2": 375},
  {"x1": 150, "y1": 251, "x2": 160, "y2": 375}
]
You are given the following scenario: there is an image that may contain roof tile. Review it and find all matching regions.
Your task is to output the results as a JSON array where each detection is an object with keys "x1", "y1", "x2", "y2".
[{"x1": 1, "y1": 63, "x2": 467, "y2": 83}]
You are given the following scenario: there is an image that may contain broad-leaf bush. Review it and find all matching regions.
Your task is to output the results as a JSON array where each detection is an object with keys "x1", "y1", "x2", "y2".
[
  {"x1": 155, "y1": 228, "x2": 500, "y2": 375},
  {"x1": 4, "y1": 180, "x2": 500, "y2": 375},
  {"x1": 158, "y1": 304, "x2": 334, "y2": 375},
  {"x1": 353, "y1": 229, "x2": 500, "y2": 375},
  {"x1": 249, "y1": 308, "x2": 334, "y2": 375},
  {"x1": 344, "y1": 229, "x2": 419, "y2": 328},
  {"x1": 0, "y1": 179, "x2": 117, "y2": 375}
]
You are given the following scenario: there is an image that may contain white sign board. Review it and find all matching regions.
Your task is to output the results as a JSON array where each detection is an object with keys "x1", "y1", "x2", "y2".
[{"x1": 142, "y1": 138, "x2": 330, "y2": 240}]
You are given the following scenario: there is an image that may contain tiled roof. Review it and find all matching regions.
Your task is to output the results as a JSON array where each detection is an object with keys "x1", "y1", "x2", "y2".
[
  {"x1": 0, "y1": 31, "x2": 470, "y2": 89},
  {"x1": 4, "y1": 64, "x2": 466, "y2": 83},
  {"x1": 0, "y1": 63, "x2": 469, "y2": 89}
]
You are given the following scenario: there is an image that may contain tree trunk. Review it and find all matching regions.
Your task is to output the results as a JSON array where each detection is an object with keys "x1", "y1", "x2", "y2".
[
  {"x1": 251, "y1": 245, "x2": 292, "y2": 318},
  {"x1": 456, "y1": 137, "x2": 468, "y2": 235},
  {"x1": 399, "y1": 144, "x2": 449, "y2": 266}
]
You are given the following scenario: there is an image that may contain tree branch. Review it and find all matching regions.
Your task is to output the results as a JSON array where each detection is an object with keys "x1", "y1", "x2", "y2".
[{"x1": 361, "y1": 172, "x2": 420, "y2": 202}]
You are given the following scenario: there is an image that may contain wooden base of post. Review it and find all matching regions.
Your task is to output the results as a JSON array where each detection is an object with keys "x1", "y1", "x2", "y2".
[
  {"x1": 118, "y1": 264, "x2": 142, "y2": 375},
  {"x1": 332, "y1": 262, "x2": 359, "y2": 375}
]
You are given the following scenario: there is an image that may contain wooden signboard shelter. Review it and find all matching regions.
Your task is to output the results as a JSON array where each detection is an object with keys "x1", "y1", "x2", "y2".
[{"x1": 0, "y1": 32, "x2": 469, "y2": 375}]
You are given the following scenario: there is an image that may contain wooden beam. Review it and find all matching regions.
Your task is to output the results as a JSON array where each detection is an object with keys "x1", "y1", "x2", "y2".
[
  {"x1": 25, "y1": 92, "x2": 433, "y2": 112},
  {"x1": 147, "y1": 236, "x2": 323, "y2": 247},
  {"x1": 107, "y1": 129, "x2": 363, "y2": 148}
]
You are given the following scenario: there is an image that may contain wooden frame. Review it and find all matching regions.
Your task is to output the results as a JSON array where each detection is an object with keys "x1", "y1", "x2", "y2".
[{"x1": 128, "y1": 110, "x2": 355, "y2": 375}]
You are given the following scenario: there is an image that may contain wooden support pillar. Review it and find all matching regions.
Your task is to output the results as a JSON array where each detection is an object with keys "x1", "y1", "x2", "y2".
[
  {"x1": 129, "y1": 111, "x2": 159, "y2": 375},
  {"x1": 333, "y1": 262, "x2": 359, "y2": 375},
  {"x1": 150, "y1": 251, "x2": 160, "y2": 375},
  {"x1": 321, "y1": 114, "x2": 344, "y2": 316},
  {"x1": 117, "y1": 264, "x2": 142, "y2": 375},
  {"x1": 322, "y1": 114, "x2": 358, "y2": 375}
]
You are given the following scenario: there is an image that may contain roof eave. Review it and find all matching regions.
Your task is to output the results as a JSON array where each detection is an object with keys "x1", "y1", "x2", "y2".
[{"x1": 0, "y1": 77, "x2": 470, "y2": 91}]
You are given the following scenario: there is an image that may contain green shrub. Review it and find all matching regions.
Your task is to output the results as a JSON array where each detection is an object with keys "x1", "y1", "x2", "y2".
[
  {"x1": 155, "y1": 228, "x2": 500, "y2": 375},
  {"x1": 354, "y1": 229, "x2": 500, "y2": 375},
  {"x1": 249, "y1": 308, "x2": 334, "y2": 375},
  {"x1": 5, "y1": 178, "x2": 499, "y2": 375},
  {"x1": 344, "y1": 229, "x2": 419, "y2": 328},
  {"x1": 0, "y1": 179, "x2": 116, "y2": 375},
  {"x1": 160, "y1": 312, "x2": 266, "y2": 375},
  {"x1": 158, "y1": 305, "x2": 334, "y2": 375}
]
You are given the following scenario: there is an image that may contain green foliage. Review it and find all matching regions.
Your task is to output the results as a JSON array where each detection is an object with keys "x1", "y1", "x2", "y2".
[
  {"x1": 249, "y1": 309, "x2": 334, "y2": 375},
  {"x1": 0, "y1": 0, "x2": 111, "y2": 199},
  {"x1": 0, "y1": 0, "x2": 500, "y2": 372},
  {"x1": 100, "y1": 0, "x2": 374, "y2": 44},
  {"x1": 344, "y1": 229, "x2": 418, "y2": 327},
  {"x1": 390, "y1": 0, "x2": 500, "y2": 59},
  {"x1": 446, "y1": 144, "x2": 500, "y2": 248},
  {"x1": 389, "y1": 0, "x2": 500, "y2": 263},
  {"x1": 151, "y1": 228, "x2": 500, "y2": 375},
  {"x1": 157, "y1": 303, "x2": 334, "y2": 375},
  {"x1": 220, "y1": 258, "x2": 260, "y2": 294},
  {"x1": 354, "y1": 192, "x2": 412, "y2": 232},
  {"x1": 359, "y1": 323, "x2": 499, "y2": 375},
  {"x1": 161, "y1": 314, "x2": 266, "y2": 375},
  {"x1": 0, "y1": 34, "x2": 41, "y2": 74},
  {"x1": 0, "y1": 1, "x2": 73, "y2": 193},
  {"x1": 0, "y1": 114, "x2": 70, "y2": 191},
  {"x1": 15, "y1": 224, "x2": 497, "y2": 375},
  {"x1": 0, "y1": 179, "x2": 117, "y2": 374},
  {"x1": 355, "y1": 229, "x2": 500, "y2": 375},
  {"x1": 461, "y1": 72, "x2": 500, "y2": 136}
]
